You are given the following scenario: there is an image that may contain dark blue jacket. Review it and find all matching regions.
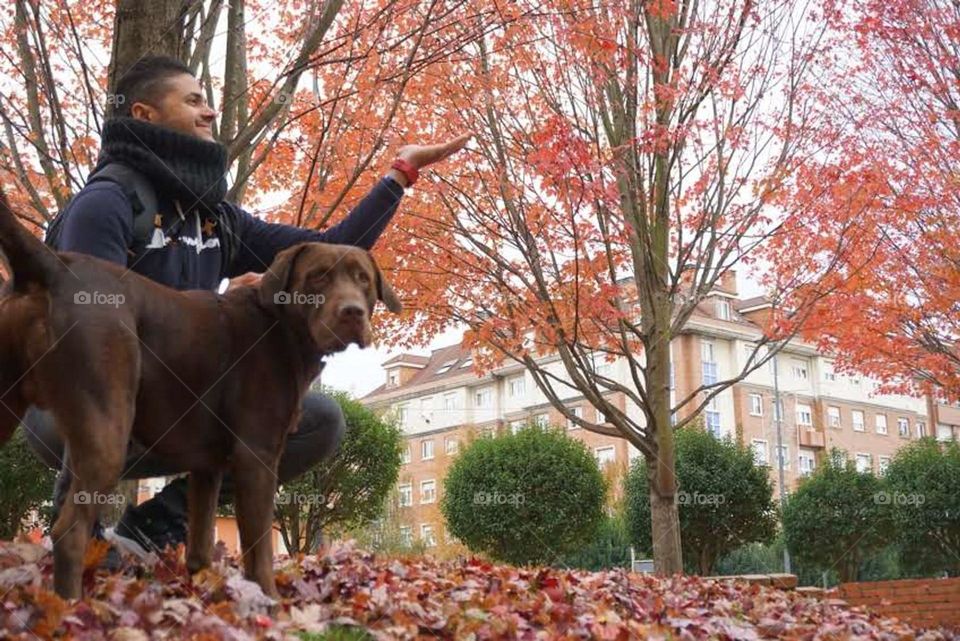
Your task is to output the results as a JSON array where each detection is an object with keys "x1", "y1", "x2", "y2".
[{"x1": 56, "y1": 177, "x2": 404, "y2": 291}]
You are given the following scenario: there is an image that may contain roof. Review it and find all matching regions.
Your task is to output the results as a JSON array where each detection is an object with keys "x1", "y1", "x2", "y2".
[
  {"x1": 735, "y1": 296, "x2": 771, "y2": 312},
  {"x1": 365, "y1": 341, "x2": 474, "y2": 400},
  {"x1": 382, "y1": 353, "x2": 430, "y2": 368}
]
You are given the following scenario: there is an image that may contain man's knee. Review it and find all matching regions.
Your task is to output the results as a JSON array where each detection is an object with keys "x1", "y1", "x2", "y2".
[
  {"x1": 20, "y1": 406, "x2": 63, "y2": 470},
  {"x1": 299, "y1": 393, "x2": 347, "y2": 457}
]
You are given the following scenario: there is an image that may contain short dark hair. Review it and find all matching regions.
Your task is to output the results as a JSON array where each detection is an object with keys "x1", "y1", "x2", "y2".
[{"x1": 112, "y1": 56, "x2": 193, "y2": 118}]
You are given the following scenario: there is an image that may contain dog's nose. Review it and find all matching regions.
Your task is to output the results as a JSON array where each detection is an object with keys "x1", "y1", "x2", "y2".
[{"x1": 338, "y1": 303, "x2": 366, "y2": 322}]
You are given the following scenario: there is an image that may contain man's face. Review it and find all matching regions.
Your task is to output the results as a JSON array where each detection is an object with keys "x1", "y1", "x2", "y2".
[{"x1": 130, "y1": 73, "x2": 217, "y2": 142}]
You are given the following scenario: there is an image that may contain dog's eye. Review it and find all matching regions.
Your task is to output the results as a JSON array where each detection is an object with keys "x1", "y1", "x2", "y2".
[{"x1": 357, "y1": 272, "x2": 371, "y2": 285}]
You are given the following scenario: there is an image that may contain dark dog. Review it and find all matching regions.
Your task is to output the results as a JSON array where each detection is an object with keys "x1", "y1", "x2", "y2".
[{"x1": 0, "y1": 191, "x2": 400, "y2": 599}]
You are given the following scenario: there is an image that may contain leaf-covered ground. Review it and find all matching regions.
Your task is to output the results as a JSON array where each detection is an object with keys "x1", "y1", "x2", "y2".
[{"x1": 0, "y1": 540, "x2": 955, "y2": 640}]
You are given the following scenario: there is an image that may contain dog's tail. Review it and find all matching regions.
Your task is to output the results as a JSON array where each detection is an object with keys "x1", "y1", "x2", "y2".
[{"x1": 0, "y1": 188, "x2": 60, "y2": 291}]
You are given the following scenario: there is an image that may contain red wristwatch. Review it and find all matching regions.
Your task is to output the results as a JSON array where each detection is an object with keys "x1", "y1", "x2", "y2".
[{"x1": 391, "y1": 158, "x2": 419, "y2": 187}]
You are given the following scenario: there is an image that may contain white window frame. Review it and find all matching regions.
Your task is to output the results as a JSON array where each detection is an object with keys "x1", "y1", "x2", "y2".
[
  {"x1": 419, "y1": 479, "x2": 436, "y2": 504},
  {"x1": 828, "y1": 406, "x2": 841, "y2": 429},
  {"x1": 459, "y1": 357, "x2": 473, "y2": 369},
  {"x1": 420, "y1": 439, "x2": 434, "y2": 460},
  {"x1": 594, "y1": 446, "x2": 616, "y2": 466},
  {"x1": 791, "y1": 359, "x2": 809, "y2": 381},
  {"x1": 751, "y1": 439, "x2": 769, "y2": 466},
  {"x1": 777, "y1": 445, "x2": 790, "y2": 470},
  {"x1": 401, "y1": 444, "x2": 411, "y2": 464},
  {"x1": 875, "y1": 413, "x2": 888, "y2": 435},
  {"x1": 798, "y1": 449, "x2": 816, "y2": 476},
  {"x1": 399, "y1": 526, "x2": 412, "y2": 546},
  {"x1": 443, "y1": 393, "x2": 457, "y2": 411},
  {"x1": 897, "y1": 417, "x2": 909, "y2": 437},
  {"x1": 917, "y1": 421, "x2": 927, "y2": 438},
  {"x1": 878, "y1": 455, "x2": 891, "y2": 475},
  {"x1": 509, "y1": 419, "x2": 526, "y2": 434},
  {"x1": 705, "y1": 397, "x2": 721, "y2": 436},
  {"x1": 567, "y1": 406, "x2": 583, "y2": 430},
  {"x1": 716, "y1": 298, "x2": 732, "y2": 321},
  {"x1": 508, "y1": 375, "x2": 526, "y2": 398},
  {"x1": 749, "y1": 394, "x2": 763, "y2": 417},
  {"x1": 533, "y1": 413, "x2": 549, "y2": 428},
  {"x1": 852, "y1": 410, "x2": 865, "y2": 432},
  {"x1": 388, "y1": 371, "x2": 399, "y2": 387},
  {"x1": 435, "y1": 359, "x2": 457, "y2": 374},
  {"x1": 444, "y1": 436, "x2": 459, "y2": 455},
  {"x1": 397, "y1": 403, "x2": 410, "y2": 425},
  {"x1": 796, "y1": 404, "x2": 813, "y2": 426},
  {"x1": 855, "y1": 452, "x2": 872, "y2": 473},
  {"x1": 474, "y1": 387, "x2": 492, "y2": 408},
  {"x1": 420, "y1": 523, "x2": 437, "y2": 547},
  {"x1": 398, "y1": 483, "x2": 412, "y2": 507}
]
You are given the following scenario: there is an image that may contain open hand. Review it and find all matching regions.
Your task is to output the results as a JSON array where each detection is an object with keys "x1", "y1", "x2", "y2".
[{"x1": 397, "y1": 133, "x2": 472, "y2": 170}]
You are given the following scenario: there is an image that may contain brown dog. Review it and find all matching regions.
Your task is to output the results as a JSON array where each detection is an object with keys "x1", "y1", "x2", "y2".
[{"x1": 0, "y1": 191, "x2": 400, "y2": 599}]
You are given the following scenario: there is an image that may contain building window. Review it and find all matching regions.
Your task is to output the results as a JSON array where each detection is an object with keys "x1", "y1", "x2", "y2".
[
  {"x1": 716, "y1": 299, "x2": 732, "y2": 320},
  {"x1": 567, "y1": 406, "x2": 583, "y2": 430},
  {"x1": 917, "y1": 421, "x2": 927, "y2": 438},
  {"x1": 937, "y1": 424, "x2": 954, "y2": 442},
  {"x1": 445, "y1": 437, "x2": 459, "y2": 455},
  {"x1": 701, "y1": 341, "x2": 718, "y2": 386},
  {"x1": 443, "y1": 393, "x2": 457, "y2": 411},
  {"x1": 401, "y1": 445, "x2": 411, "y2": 464},
  {"x1": 398, "y1": 483, "x2": 412, "y2": 507},
  {"x1": 796, "y1": 404, "x2": 813, "y2": 426},
  {"x1": 852, "y1": 410, "x2": 865, "y2": 432},
  {"x1": 509, "y1": 419, "x2": 526, "y2": 434},
  {"x1": 751, "y1": 439, "x2": 768, "y2": 466},
  {"x1": 459, "y1": 357, "x2": 473, "y2": 369},
  {"x1": 824, "y1": 362, "x2": 837, "y2": 382},
  {"x1": 878, "y1": 455, "x2": 891, "y2": 475},
  {"x1": 474, "y1": 387, "x2": 492, "y2": 408},
  {"x1": 388, "y1": 371, "x2": 399, "y2": 387},
  {"x1": 791, "y1": 359, "x2": 809, "y2": 381},
  {"x1": 828, "y1": 406, "x2": 841, "y2": 429},
  {"x1": 898, "y1": 417, "x2": 910, "y2": 437},
  {"x1": 420, "y1": 524, "x2": 437, "y2": 547},
  {"x1": 435, "y1": 359, "x2": 457, "y2": 375},
  {"x1": 419, "y1": 397, "x2": 433, "y2": 424},
  {"x1": 397, "y1": 403, "x2": 410, "y2": 425},
  {"x1": 534, "y1": 413, "x2": 549, "y2": 428},
  {"x1": 421, "y1": 439, "x2": 434, "y2": 460},
  {"x1": 776, "y1": 445, "x2": 790, "y2": 470},
  {"x1": 420, "y1": 480, "x2": 436, "y2": 504},
  {"x1": 508, "y1": 375, "x2": 526, "y2": 398},
  {"x1": 705, "y1": 397, "x2": 721, "y2": 437},
  {"x1": 855, "y1": 453, "x2": 872, "y2": 473},
  {"x1": 593, "y1": 353, "x2": 614, "y2": 378},
  {"x1": 399, "y1": 526, "x2": 412, "y2": 546},
  {"x1": 875, "y1": 414, "x2": 888, "y2": 435},
  {"x1": 595, "y1": 446, "x2": 616, "y2": 466},
  {"x1": 749, "y1": 394, "x2": 763, "y2": 417},
  {"x1": 798, "y1": 449, "x2": 816, "y2": 476}
]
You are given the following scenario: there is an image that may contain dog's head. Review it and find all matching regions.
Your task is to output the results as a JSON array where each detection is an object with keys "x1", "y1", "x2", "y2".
[{"x1": 257, "y1": 243, "x2": 402, "y2": 353}]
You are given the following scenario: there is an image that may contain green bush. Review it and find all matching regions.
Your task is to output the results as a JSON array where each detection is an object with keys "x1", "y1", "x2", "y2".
[
  {"x1": 883, "y1": 438, "x2": 960, "y2": 577},
  {"x1": 0, "y1": 431, "x2": 56, "y2": 539},
  {"x1": 441, "y1": 425, "x2": 605, "y2": 566},
  {"x1": 624, "y1": 427, "x2": 777, "y2": 574},
  {"x1": 274, "y1": 391, "x2": 403, "y2": 554},
  {"x1": 555, "y1": 512, "x2": 632, "y2": 571},
  {"x1": 782, "y1": 450, "x2": 892, "y2": 583}
]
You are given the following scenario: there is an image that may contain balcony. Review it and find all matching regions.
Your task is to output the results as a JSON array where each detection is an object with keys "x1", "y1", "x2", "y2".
[{"x1": 798, "y1": 427, "x2": 826, "y2": 448}]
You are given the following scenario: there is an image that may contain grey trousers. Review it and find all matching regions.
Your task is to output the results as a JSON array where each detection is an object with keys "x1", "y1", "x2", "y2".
[{"x1": 21, "y1": 391, "x2": 347, "y2": 517}]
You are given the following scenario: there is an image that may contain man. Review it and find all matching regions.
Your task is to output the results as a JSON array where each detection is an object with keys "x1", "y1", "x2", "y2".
[{"x1": 22, "y1": 56, "x2": 468, "y2": 556}]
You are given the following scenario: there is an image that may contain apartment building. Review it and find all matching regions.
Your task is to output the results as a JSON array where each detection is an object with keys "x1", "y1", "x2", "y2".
[{"x1": 362, "y1": 277, "x2": 949, "y2": 556}]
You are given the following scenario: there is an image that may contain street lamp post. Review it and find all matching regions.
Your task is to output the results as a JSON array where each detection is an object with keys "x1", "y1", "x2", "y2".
[{"x1": 772, "y1": 354, "x2": 792, "y2": 574}]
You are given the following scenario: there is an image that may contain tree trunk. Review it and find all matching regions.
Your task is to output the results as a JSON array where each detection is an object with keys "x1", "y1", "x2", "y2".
[
  {"x1": 106, "y1": 0, "x2": 187, "y2": 113},
  {"x1": 647, "y1": 449, "x2": 682, "y2": 575}
]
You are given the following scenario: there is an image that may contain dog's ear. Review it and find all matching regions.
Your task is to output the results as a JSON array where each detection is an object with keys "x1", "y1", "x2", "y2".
[
  {"x1": 258, "y1": 243, "x2": 311, "y2": 308},
  {"x1": 368, "y1": 252, "x2": 402, "y2": 313}
]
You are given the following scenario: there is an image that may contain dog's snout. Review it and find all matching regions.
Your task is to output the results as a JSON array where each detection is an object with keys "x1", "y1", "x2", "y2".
[{"x1": 338, "y1": 302, "x2": 366, "y2": 321}]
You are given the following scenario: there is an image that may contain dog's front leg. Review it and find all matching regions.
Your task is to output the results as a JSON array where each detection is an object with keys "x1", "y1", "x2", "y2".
[
  {"x1": 186, "y1": 470, "x2": 222, "y2": 574},
  {"x1": 232, "y1": 451, "x2": 280, "y2": 599}
]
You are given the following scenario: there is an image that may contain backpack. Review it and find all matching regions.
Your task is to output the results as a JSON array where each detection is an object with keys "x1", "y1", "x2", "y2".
[{"x1": 44, "y1": 163, "x2": 239, "y2": 279}]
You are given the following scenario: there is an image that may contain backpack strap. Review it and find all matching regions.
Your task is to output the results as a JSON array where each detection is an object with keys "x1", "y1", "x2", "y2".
[{"x1": 87, "y1": 164, "x2": 160, "y2": 253}]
